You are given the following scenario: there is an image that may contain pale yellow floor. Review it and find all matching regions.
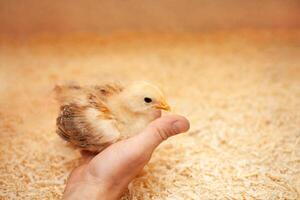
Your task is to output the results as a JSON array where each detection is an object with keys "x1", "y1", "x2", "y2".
[{"x1": 0, "y1": 30, "x2": 300, "y2": 199}]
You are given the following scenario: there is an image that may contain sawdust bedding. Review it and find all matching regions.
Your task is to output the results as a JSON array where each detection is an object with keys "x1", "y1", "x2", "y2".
[{"x1": 0, "y1": 30, "x2": 299, "y2": 199}]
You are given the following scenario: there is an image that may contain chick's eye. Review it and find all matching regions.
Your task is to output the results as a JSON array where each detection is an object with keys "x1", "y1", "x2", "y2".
[{"x1": 144, "y1": 97, "x2": 152, "y2": 103}]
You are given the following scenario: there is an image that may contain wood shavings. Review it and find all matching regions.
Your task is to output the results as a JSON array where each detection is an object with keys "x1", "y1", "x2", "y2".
[{"x1": 0, "y1": 30, "x2": 300, "y2": 199}]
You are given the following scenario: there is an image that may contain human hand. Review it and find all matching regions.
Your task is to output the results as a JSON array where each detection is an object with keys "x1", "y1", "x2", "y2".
[{"x1": 62, "y1": 115, "x2": 190, "y2": 200}]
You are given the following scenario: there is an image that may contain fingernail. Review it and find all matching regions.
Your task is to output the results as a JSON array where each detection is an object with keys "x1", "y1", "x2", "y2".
[{"x1": 172, "y1": 120, "x2": 188, "y2": 133}]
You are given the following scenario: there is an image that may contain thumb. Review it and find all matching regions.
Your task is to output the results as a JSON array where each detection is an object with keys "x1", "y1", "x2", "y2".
[
  {"x1": 132, "y1": 115, "x2": 190, "y2": 154},
  {"x1": 85, "y1": 115, "x2": 189, "y2": 184}
]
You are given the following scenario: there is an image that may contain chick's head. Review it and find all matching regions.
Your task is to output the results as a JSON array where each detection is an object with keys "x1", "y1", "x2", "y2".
[{"x1": 121, "y1": 82, "x2": 171, "y2": 114}]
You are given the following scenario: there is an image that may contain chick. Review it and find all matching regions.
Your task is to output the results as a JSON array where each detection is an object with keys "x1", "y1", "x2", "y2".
[{"x1": 55, "y1": 82, "x2": 171, "y2": 153}]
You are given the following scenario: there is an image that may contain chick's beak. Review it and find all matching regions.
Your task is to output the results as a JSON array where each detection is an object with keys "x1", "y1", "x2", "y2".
[{"x1": 154, "y1": 100, "x2": 171, "y2": 111}]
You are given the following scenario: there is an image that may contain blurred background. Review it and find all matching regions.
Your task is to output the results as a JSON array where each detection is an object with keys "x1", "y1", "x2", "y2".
[
  {"x1": 0, "y1": 0, "x2": 299, "y2": 38},
  {"x1": 0, "y1": 1, "x2": 300, "y2": 200}
]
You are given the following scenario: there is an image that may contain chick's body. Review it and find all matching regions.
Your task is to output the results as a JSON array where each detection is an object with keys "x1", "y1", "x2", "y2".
[{"x1": 55, "y1": 82, "x2": 170, "y2": 153}]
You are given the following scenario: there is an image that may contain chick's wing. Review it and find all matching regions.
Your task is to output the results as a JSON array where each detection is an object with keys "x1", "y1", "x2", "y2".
[{"x1": 55, "y1": 83, "x2": 122, "y2": 152}]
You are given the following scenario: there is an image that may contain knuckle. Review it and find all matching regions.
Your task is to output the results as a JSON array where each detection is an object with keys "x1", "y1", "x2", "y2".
[{"x1": 152, "y1": 125, "x2": 176, "y2": 141}]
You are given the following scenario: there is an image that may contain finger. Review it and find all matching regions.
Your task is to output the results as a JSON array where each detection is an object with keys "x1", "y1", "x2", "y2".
[
  {"x1": 130, "y1": 115, "x2": 190, "y2": 155},
  {"x1": 86, "y1": 115, "x2": 189, "y2": 181}
]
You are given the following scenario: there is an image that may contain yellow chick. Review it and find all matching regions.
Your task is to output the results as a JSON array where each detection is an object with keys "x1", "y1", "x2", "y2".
[{"x1": 55, "y1": 82, "x2": 170, "y2": 153}]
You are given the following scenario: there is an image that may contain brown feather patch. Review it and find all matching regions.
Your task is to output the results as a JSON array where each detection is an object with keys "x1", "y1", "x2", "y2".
[
  {"x1": 56, "y1": 104, "x2": 108, "y2": 152},
  {"x1": 94, "y1": 83, "x2": 123, "y2": 97}
]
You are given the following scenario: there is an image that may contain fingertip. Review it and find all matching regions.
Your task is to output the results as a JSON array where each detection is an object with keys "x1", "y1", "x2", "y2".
[
  {"x1": 172, "y1": 116, "x2": 190, "y2": 133},
  {"x1": 145, "y1": 114, "x2": 190, "y2": 141}
]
